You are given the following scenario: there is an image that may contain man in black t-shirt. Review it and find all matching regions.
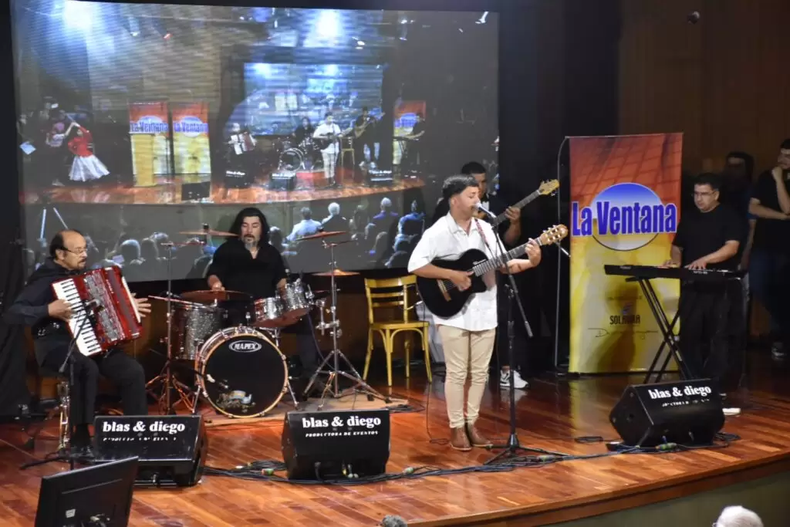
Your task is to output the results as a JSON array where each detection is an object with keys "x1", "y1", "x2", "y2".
[
  {"x1": 207, "y1": 208, "x2": 319, "y2": 381},
  {"x1": 353, "y1": 107, "x2": 378, "y2": 168},
  {"x1": 667, "y1": 173, "x2": 744, "y2": 392},
  {"x1": 748, "y1": 139, "x2": 790, "y2": 359}
]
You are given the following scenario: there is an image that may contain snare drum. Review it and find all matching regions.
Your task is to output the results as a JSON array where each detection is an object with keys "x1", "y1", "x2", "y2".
[
  {"x1": 197, "y1": 327, "x2": 288, "y2": 418},
  {"x1": 282, "y1": 279, "x2": 314, "y2": 320},
  {"x1": 253, "y1": 296, "x2": 286, "y2": 328},
  {"x1": 171, "y1": 302, "x2": 224, "y2": 360}
]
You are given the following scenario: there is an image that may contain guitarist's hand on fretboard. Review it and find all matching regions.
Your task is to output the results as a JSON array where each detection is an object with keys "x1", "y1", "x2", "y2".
[
  {"x1": 504, "y1": 207, "x2": 521, "y2": 223},
  {"x1": 524, "y1": 239, "x2": 542, "y2": 266}
]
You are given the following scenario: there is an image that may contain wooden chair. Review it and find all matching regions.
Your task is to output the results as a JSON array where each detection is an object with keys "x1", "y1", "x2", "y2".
[
  {"x1": 363, "y1": 276, "x2": 432, "y2": 386},
  {"x1": 340, "y1": 136, "x2": 355, "y2": 171}
]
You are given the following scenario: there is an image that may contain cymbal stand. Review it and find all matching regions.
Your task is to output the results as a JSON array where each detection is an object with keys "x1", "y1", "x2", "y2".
[
  {"x1": 145, "y1": 242, "x2": 192, "y2": 414},
  {"x1": 304, "y1": 241, "x2": 388, "y2": 408},
  {"x1": 268, "y1": 326, "x2": 301, "y2": 410}
]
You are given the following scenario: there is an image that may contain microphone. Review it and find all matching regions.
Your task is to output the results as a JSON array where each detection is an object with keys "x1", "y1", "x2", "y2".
[{"x1": 475, "y1": 203, "x2": 496, "y2": 218}]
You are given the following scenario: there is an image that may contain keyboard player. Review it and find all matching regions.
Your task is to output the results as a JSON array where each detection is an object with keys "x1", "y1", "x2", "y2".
[
  {"x1": 4, "y1": 230, "x2": 151, "y2": 457},
  {"x1": 663, "y1": 173, "x2": 745, "y2": 399}
]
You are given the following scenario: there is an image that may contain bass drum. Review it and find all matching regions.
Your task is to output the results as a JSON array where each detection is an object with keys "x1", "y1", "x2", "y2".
[
  {"x1": 198, "y1": 327, "x2": 287, "y2": 418},
  {"x1": 279, "y1": 148, "x2": 304, "y2": 171}
]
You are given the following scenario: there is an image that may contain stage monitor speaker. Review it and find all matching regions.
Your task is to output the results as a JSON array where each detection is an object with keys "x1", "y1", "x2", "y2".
[
  {"x1": 282, "y1": 409, "x2": 390, "y2": 480},
  {"x1": 94, "y1": 415, "x2": 208, "y2": 487},
  {"x1": 181, "y1": 181, "x2": 211, "y2": 201},
  {"x1": 609, "y1": 379, "x2": 724, "y2": 447},
  {"x1": 271, "y1": 171, "x2": 296, "y2": 190}
]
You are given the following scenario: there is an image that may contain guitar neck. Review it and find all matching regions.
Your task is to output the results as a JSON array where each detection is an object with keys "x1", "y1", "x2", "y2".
[
  {"x1": 489, "y1": 189, "x2": 541, "y2": 228},
  {"x1": 471, "y1": 237, "x2": 548, "y2": 276}
]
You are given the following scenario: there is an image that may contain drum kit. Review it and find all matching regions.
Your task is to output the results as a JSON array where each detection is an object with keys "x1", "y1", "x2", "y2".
[
  {"x1": 278, "y1": 137, "x2": 320, "y2": 172},
  {"x1": 146, "y1": 227, "x2": 386, "y2": 419}
]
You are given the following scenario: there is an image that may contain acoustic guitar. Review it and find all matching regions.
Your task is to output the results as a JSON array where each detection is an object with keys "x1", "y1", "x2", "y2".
[{"x1": 416, "y1": 224, "x2": 568, "y2": 318}]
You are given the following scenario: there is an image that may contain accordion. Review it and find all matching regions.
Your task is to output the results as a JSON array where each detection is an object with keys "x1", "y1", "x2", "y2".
[{"x1": 51, "y1": 267, "x2": 142, "y2": 356}]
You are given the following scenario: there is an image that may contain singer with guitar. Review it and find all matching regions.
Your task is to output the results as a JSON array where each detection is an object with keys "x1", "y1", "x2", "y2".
[
  {"x1": 4, "y1": 230, "x2": 151, "y2": 457},
  {"x1": 430, "y1": 163, "x2": 560, "y2": 388},
  {"x1": 313, "y1": 112, "x2": 343, "y2": 187},
  {"x1": 408, "y1": 175, "x2": 542, "y2": 452}
]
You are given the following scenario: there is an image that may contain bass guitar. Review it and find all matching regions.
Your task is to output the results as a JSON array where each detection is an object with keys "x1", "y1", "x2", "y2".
[
  {"x1": 353, "y1": 113, "x2": 386, "y2": 139},
  {"x1": 476, "y1": 179, "x2": 560, "y2": 226},
  {"x1": 416, "y1": 224, "x2": 568, "y2": 318}
]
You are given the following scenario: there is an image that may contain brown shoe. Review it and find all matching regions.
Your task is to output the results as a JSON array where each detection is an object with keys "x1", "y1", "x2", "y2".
[
  {"x1": 450, "y1": 426, "x2": 472, "y2": 451},
  {"x1": 466, "y1": 423, "x2": 492, "y2": 448}
]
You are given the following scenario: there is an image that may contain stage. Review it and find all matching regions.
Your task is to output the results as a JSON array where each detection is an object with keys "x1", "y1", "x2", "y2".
[
  {"x1": 2, "y1": 361, "x2": 790, "y2": 526},
  {"x1": 20, "y1": 174, "x2": 428, "y2": 206}
]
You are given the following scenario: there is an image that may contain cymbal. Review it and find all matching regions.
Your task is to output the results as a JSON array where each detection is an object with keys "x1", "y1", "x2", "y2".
[
  {"x1": 179, "y1": 229, "x2": 237, "y2": 237},
  {"x1": 181, "y1": 290, "x2": 252, "y2": 303},
  {"x1": 300, "y1": 231, "x2": 347, "y2": 241},
  {"x1": 161, "y1": 240, "x2": 206, "y2": 248},
  {"x1": 312, "y1": 269, "x2": 360, "y2": 277}
]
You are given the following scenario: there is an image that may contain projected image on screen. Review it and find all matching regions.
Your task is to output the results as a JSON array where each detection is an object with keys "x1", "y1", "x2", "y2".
[
  {"x1": 12, "y1": 2, "x2": 498, "y2": 280},
  {"x1": 240, "y1": 63, "x2": 383, "y2": 136}
]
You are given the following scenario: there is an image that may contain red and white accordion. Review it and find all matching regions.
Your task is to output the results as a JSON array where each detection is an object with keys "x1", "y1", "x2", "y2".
[{"x1": 51, "y1": 267, "x2": 142, "y2": 356}]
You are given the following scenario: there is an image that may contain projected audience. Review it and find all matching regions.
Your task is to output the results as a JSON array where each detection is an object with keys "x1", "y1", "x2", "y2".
[
  {"x1": 286, "y1": 207, "x2": 322, "y2": 242},
  {"x1": 21, "y1": 193, "x2": 427, "y2": 282},
  {"x1": 322, "y1": 202, "x2": 350, "y2": 232}
]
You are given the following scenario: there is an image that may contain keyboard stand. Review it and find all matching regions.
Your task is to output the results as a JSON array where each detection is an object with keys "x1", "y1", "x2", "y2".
[{"x1": 626, "y1": 276, "x2": 694, "y2": 383}]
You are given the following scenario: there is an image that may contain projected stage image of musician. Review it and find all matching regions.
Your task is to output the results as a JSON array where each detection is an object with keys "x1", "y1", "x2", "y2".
[{"x1": 12, "y1": 3, "x2": 498, "y2": 279}]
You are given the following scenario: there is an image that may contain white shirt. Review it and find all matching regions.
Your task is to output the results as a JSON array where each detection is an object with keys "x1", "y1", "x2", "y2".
[
  {"x1": 408, "y1": 213, "x2": 502, "y2": 331},
  {"x1": 313, "y1": 123, "x2": 341, "y2": 154}
]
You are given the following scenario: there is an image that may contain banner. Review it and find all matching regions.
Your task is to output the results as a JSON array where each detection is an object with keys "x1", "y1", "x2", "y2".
[
  {"x1": 171, "y1": 102, "x2": 211, "y2": 181},
  {"x1": 128, "y1": 101, "x2": 170, "y2": 187},
  {"x1": 569, "y1": 134, "x2": 683, "y2": 373}
]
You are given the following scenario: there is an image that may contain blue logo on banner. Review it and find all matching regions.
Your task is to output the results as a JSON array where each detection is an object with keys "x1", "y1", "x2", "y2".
[{"x1": 571, "y1": 183, "x2": 677, "y2": 251}]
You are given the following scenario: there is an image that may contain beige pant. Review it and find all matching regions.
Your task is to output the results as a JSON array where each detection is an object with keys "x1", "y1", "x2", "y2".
[{"x1": 437, "y1": 325, "x2": 496, "y2": 429}]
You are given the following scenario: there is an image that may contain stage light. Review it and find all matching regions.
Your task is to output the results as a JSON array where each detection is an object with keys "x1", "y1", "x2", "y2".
[
  {"x1": 476, "y1": 11, "x2": 489, "y2": 24},
  {"x1": 357, "y1": 40, "x2": 366, "y2": 46},
  {"x1": 254, "y1": 63, "x2": 272, "y2": 77},
  {"x1": 316, "y1": 10, "x2": 340, "y2": 39},
  {"x1": 399, "y1": 25, "x2": 408, "y2": 41},
  {"x1": 63, "y1": 0, "x2": 92, "y2": 31},
  {"x1": 324, "y1": 64, "x2": 339, "y2": 76}
]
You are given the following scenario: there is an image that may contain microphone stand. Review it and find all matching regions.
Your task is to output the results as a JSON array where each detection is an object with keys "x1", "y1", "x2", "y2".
[
  {"x1": 22, "y1": 304, "x2": 95, "y2": 471},
  {"x1": 483, "y1": 212, "x2": 545, "y2": 464}
]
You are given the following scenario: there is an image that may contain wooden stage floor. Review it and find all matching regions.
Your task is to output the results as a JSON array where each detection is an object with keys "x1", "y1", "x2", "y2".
[
  {"x1": 20, "y1": 176, "x2": 427, "y2": 206},
  {"x1": 2, "y1": 365, "x2": 790, "y2": 526}
]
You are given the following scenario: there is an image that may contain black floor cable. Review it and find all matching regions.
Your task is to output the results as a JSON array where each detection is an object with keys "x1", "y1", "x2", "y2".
[
  {"x1": 204, "y1": 430, "x2": 740, "y2": 486},
  {"x1": 203, "y1": 433, "x2": 739, "y2": 487}
]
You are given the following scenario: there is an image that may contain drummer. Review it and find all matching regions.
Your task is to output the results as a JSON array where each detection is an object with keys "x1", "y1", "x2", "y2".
[{"x1": 207, "y1": 207, "x2": 320, "y2": 382}]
